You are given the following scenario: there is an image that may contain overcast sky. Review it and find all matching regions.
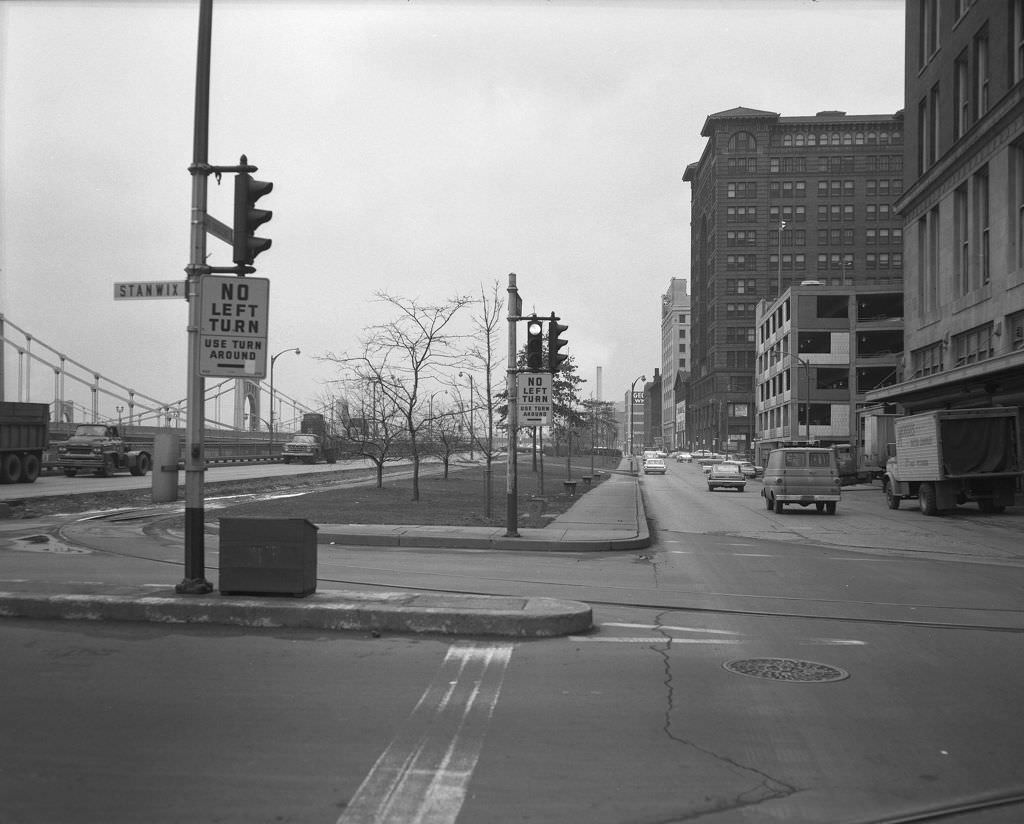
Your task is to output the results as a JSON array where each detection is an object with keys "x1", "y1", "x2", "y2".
[{"x1": 1, "y1": 0, "x2": 904, "y2": 422}]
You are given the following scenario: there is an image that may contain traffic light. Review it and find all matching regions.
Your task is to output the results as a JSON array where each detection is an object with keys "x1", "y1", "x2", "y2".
[
  {"x1": 526, "y1": 315, "x2": 544, "y2": 371},
  {"x1": 548, "y1": 314, "x2": 568, "y2": 373},
  {"x1": 233, "y1": 165, "x2": 273, "y2": 266}
]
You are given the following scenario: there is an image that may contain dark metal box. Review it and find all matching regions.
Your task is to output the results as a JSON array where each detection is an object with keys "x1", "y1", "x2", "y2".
[{"x1": 219, "y1": 518, "x2": 318, "y2": 597}]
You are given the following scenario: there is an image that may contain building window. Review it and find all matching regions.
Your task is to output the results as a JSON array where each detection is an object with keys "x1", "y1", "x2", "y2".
[
  {"x1": 955, "y1": 183, "x2": 970, "y2": 294},
  {"x1": 974, "y1": 27, "x2": 989, "y2": 121},
  {"x1": 955, "y1": 50, "x2": 970, "y2": 138},
  {"x1": 1009, "y1": 309, "x2": 1024, "y2": 350},
  {"x1": 919, "y1": 0, "x2": 939, "y2": 68},
  {"x1": 975, "y1": 165, "x2": 990, "y2": 285},
  {"x1": 729, "y1": 131, "x2": 757, "y2": 151},
  {"x1": 1014, "y1": 140, "x2": 1024, "y2": 269},
  {"x1": 929, "y1": 85, "x2": 940, "y2": 168},
  {"x1": 953, "y1": 323, "x2": 995, "y2": 366},
  {"x1": 1015, "y1": 0, "x2": 1024, "y2": 84},
  {"x1": 912, "y1": 341, "x2": 944, "y2": 377}
]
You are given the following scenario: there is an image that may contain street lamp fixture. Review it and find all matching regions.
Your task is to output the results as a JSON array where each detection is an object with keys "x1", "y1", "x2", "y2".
[{"x1": 269, "y1": 346, "x2": 301, "y2": 453}]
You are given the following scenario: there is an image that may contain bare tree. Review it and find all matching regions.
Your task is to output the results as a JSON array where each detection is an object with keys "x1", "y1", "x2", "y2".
[
  {"x1": 331, "y1": 379, "x2": 404, "y2": 488},
  {"x1": 428, "y1": 400, "x2": 465, "y2": 479},
  {"x1": 449, "y1": 280, "x2": 505, "y2": 516},
  {"x1": 326, "y1": 291, "x2": 472, "y2": 501}
]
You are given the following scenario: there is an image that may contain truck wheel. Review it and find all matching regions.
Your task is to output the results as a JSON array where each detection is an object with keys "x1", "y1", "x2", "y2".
[
  {"x1": 130, "y1": 454, "x2": 151, "y2": 477},
  {"x1": 1, "y1": 453, "x2": 22, "y2": 484},
  {"x1": 19, "y1": 453, "x2": 41, "y2": 483},
  {"x1": 919, "y1": 483, "x2": 939, "y2": 516},
  {"x1": 764, "y1": 492, "x2": 773, "y2": 511},
  {"x1": 815, "y1": 502, "x2": 825, "y2": 513},
  {"x1": 825, "y1": 502, "x2": 837, "y2": 515},
  {"x1": 885, "y1": 484, "x2": 900, "y2": 510},
  {"x1": 774, "y1": 497, "x2": 784, "y2": 514},
  {"x1": 978, "y1": 500, "x2": 1004, "y2": 514}
]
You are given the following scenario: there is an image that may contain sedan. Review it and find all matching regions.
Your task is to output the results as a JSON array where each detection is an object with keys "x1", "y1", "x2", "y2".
[
  {"x1": 707, "y1": 462, "x2": 746, "y2": 492},
  {"x1": 643, "y1": 458, "x2": 667, "y2": 475}
]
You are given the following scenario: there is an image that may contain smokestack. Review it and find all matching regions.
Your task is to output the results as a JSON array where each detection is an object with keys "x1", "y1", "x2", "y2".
[{"x1": 596, "y1": 366, "x2": 603, "y2": 401}]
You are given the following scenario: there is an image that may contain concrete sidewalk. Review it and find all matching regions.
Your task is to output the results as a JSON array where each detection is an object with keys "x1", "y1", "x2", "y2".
[{"x1": 0, "y1": 464, "x2": 647, "y2": 637}]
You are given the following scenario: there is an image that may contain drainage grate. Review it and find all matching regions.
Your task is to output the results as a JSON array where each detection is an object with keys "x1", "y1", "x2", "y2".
[{"x1": 723, "y1": 658, "x2": 849, "y2": 683}]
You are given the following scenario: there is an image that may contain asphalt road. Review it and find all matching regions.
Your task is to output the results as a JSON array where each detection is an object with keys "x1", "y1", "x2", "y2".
[
  {"x1": 0, "y1": 457, "x2": 393, "y2": 500},
  {"x1": 2, "y1": 460, "x2": 1024, "y2": 823}
]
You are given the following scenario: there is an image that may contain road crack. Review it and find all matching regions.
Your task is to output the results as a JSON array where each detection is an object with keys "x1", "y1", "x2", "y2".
[{"x1": 649, "y1": 610, "x2": 798, "y2": 819}]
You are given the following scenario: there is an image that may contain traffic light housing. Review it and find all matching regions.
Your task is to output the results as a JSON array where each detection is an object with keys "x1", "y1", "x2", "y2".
[
  {"x1": 548, "y1": 314, "x2": 568, "y2": 373},
  {"x1": 526, "y1": 315, "x2": 544, "y2": 371},
  {"x1": 233, "y1": 168, "x2": 273, "y2": 265}
]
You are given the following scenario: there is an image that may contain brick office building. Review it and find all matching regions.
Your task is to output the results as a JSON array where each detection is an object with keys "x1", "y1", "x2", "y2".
[{"x1": 683, "y1": 107, "x2": 904, "y2": 455}]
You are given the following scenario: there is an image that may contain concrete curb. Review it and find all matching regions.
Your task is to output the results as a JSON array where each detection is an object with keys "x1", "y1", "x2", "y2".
[{"x1": 0, "y1": 585, "x2": 594, "y2": 638}]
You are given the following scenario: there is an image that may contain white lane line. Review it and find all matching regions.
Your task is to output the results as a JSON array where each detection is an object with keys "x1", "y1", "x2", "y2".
[
  {"x1": 800, "y1": 638, "x2": 867, "y2": 646},
  {"x1": 604, "y1": 622, "x2": 742, "y2": 636},
  {"x1": 569, "y1": 637, "x2": 744, "y2": 644},
  {"x1": 733, "y1": 553, "x2": 774, "y2": 557},
  {"x1": 337, "y1": 642, "x2": 513, "y2": 824}
]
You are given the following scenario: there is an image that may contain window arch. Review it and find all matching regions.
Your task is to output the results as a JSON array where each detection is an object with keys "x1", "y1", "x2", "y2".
[
  {"x1": 782, "y1": 133, "x2": 793, "y2": 147},
  {"x1": 728, "y1": 131, "x2": 757, "y2": 151},
  {"x1": 795, "y1": 133, "x2": 805, "y2": 147}
]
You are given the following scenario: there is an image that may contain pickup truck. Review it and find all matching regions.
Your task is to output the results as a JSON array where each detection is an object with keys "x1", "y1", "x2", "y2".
[{"x1": 56, "y1": 424, "x2": 152, "y2": 477}]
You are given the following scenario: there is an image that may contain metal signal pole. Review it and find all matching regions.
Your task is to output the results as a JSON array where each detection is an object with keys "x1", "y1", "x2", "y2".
[
  {"x1": 177, "y1": 0, "x2": 213, "y2": 594},
  {"x1": 505, "y1": 273, "x2": 521, "y2": 538}
]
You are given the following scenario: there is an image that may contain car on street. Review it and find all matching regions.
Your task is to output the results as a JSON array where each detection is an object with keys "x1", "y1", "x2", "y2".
[
  {"x1": 643, "y1": 457, "x2": 667, "y2": 475},
  {"x1": 707, "y1": 461, "x2": 746, "y2": 492},
  {"x1": 676, "y1": 452, "x2": 692, "y2": 462}
]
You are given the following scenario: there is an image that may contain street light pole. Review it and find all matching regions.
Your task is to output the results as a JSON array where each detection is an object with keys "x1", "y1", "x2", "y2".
[{"x1": 268, "y1": 346, "x2": 300, "y2": 454}]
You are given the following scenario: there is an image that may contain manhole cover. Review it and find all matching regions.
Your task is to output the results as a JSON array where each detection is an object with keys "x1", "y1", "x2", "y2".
[{"x1": 723, "y1": 658, "x2": 849, "y2": 683}]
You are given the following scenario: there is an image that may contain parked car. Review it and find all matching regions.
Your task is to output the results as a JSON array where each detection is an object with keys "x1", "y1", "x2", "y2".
[
  {"x1": 643, "y1": 457, "x2": 667, "y2": 475},
  {"x1": 707, "y1": 462, "x2": 746, "y2": 492},
  {"x1": 676, "y1": 452, "x2": 692, "y2": 462}
]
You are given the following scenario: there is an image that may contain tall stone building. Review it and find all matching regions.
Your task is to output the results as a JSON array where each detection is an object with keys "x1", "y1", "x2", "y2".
[
  {"x1": 660, "y1": 278, "x2": 691, "y2": 450},
  {"x1": 867, "y1": 0, "x2": 1024, "y2": 415},
  {"x1": 684, "y1": 108, "x2": 904, "y2": 455}
]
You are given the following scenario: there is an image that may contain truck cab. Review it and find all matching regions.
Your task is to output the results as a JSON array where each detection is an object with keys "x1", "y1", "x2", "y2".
[{"x1": 57, "y1": 424, "x2": 152, "y2": 477}]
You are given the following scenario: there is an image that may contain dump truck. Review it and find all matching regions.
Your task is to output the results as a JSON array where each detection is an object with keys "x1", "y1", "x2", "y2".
[
  {"x1": 56, "y1": 423, "x2": 152, "y2": 477},
  {"x1": 282, "y1": 413, "x2": 338, "y2": 464},
  {"x1": 0, "y1": 401, "x2": 49, "y2": 484},
  {"x1": 882, "y1": 407, "x2": 1021, "y2": 515}
]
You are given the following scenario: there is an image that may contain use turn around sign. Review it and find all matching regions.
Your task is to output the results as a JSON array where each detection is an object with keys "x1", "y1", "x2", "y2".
[{"x1": 198, "y1": 276, "x2": 269, "y2": 378}]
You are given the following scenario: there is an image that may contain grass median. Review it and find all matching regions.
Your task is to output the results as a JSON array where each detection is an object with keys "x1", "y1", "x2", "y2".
[
  {"x1": 220, "y1": 454, "x2": 624, "y2": 528},
  {"x1": 14, "y1": 454, "x2": 625, "y2": 529}
]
